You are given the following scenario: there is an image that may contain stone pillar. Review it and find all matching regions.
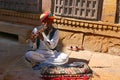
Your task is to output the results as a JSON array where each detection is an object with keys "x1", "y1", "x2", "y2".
[
  {"x1": 101, "y1": 0, "x2": 117, "y2": 23},
  {"x1": 42, "y1": 0, "x2": 51, "y2": 12}
]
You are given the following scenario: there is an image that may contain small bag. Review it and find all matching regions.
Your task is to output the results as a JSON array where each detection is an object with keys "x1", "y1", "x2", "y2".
[{"x1": 39, "y1": 62, "x2": 93, "y2": 80}]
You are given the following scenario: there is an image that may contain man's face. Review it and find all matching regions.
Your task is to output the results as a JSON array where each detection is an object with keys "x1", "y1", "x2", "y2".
[{"x1": 41, "y1": 18, "x2": 52, "y2": 30}]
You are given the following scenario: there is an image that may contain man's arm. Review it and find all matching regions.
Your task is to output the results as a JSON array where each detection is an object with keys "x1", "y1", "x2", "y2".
[
  {"x1": 29, "y1": 27, "x2": 44, "y2": 50},
  {"x1": 42, "y1": 30, "x2": 59, "y2": 49}
]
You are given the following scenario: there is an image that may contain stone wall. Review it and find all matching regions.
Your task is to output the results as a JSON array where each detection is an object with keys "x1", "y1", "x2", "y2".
[
  {"x1": 53, "y1": 17, "x2": 120, "y2": 55},
  {"x1": 83, "y1": 35, "x2": 120, "y2": 54},
  {"x1": 51, "y1": 0, "x2": 120, "y2": 55},
  {"x1": 0, "y1": 0, "x2": 120, "y2": 55},
  {"x1": 0, "y1": 0, "x2": 118, "y2": 25},
  {"x1": 58, "y1": 26, "x2": 120, "y2": 55},
  {"x1": 101, "y1": 0, "x2": 117, "y2": 23},
  {"x1": 42, "y1": 0, "x2": 51, "y2": 12}
]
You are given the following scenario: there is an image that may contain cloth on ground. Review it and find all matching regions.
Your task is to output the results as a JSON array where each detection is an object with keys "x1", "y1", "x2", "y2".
[{"x1": 33, "y1": 62, "x2": 93, "y2": 76}]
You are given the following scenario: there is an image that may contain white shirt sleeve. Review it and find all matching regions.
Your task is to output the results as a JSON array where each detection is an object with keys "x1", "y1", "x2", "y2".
[
  {"x1": 42, "y1": 30, "x2": 59, "y2": 49},
  {"x1": 29, "y1": 27, "x2": 38, "y2": 50}
]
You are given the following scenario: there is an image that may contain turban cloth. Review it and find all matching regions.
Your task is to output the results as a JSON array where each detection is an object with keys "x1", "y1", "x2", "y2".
[{"x1": 40, "y1": 12, "x2": 54, "y2": 22}]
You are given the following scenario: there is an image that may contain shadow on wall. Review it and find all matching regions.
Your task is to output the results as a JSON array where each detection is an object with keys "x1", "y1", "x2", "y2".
[
  {"x1": 56, "y1": 39, "x2": 64, "y2": 51},
  {"x1": 51, "y1": 0, "x2": 54, "y2": 13},
  {"x1": 0, "y1": 32, "x2": 18, "y2": 41}
]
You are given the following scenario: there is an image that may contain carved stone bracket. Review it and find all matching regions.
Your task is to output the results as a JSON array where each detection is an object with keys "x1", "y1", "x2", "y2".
[
  {"x1": 0, "y1": 9, "x2": 40, "y2": 20},
  {"x1": 0, "y1": 9, "x2": 41, "y2": 25},
  {"x1": 53, "y1": 16, "x2": 120, "y2": 38}
]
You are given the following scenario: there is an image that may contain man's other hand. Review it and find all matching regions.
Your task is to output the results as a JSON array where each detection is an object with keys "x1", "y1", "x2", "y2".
[
  {"x1": 38, "y1": 32, "x2": 44, "y2": 41},
  {"x1": 31, "y1": 32, "x2": 38, "y2": 42}
]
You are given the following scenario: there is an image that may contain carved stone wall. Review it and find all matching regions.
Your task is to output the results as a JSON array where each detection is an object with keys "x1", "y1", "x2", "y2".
[
  {"x1": 0, "y1": 0, "x2": 120, "y2": 55},
  {"x1": 53, "y1": 17, "x2": 120, "y2": 55},
  {"x1": 0, "y1": 0, "x2": 42, "y2": 25},
  {"x1": 0, "y1": 0, "x2": 42, "y2": 13}
]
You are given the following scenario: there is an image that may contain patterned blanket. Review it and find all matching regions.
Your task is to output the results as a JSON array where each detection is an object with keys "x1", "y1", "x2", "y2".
[{"x1": 35, "y1": 62, "x2": 92, "y2": 77}]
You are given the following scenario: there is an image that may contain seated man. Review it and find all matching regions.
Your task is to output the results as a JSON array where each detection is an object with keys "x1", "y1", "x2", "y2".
[{"x1": 25, "y1": 12, "x2": 69, "y2": 67}]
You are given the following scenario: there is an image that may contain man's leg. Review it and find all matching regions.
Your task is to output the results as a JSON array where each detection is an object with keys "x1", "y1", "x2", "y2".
[
  {"x1": 44, "y1": 52, "x2": 69, "y2": 65},
  {"x1": 25, "y1": 51, "x2": 46, "y2": 67}
]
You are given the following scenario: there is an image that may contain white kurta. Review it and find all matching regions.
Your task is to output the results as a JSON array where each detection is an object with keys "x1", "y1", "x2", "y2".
[{"x1": 25, "y1": 27, "x2": 68, "y2": 65}]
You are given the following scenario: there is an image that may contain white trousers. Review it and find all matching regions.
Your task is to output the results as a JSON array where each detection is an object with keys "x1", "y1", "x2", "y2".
[{"x1": 25, "y1": 49, "x2": 69, "y2": 65}]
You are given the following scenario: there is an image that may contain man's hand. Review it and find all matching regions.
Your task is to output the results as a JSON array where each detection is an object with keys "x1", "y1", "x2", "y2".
[
  {"x1": 38, "y1": 32, "x2": 44, "y2": 41},
  {"x1": 30, "y1": 32, "x2": 38, "y2": 43}
]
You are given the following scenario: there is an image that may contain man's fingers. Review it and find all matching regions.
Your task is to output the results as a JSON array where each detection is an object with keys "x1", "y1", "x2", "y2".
[{"x1": 38, "y1": 33, "x2": 44, "y2": 41}]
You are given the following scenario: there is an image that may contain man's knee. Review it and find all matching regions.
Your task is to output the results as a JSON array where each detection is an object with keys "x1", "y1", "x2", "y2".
[
  {"x1": 25, "y1": 51, "x2": 35, "y2": 61},
  {"x1": 25, "y1": 51, "x2": 46, "y2": 63}
]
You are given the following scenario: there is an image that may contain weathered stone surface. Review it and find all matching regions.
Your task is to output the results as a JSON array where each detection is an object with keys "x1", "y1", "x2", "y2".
[
  {"x1": 42, "y1": 0, "x2": 51, "y2": 12},
  {"x1": 55, "y1": 22, "x2": 120, "y2": 55},
  {"x1": 108, "y1": 46, "x2": 120, "y2": 56},
  {"x1": 89, "y1": 52, "x2": 120, "y2": 80},
  {"x1": 106, "y1": 38, "x2": 120, "y2": 55},
  {"x1": 59, "y1": 30, "x2": 83, "y2": 47},
  {"x1": 101, "y1": 0, "x2": 117, "y2": 23},
  {"x1": 83, "y1": 35, "x2": 120, "y2": 55},
  {"x1": 83, "y1": 35, "x2": 105, "y2": 52},
  {"x1": 108, "y1": 39, "x2": 120, "y2": 55}
]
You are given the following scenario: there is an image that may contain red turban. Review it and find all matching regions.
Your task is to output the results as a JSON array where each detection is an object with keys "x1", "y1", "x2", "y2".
[{"x1": 40, "y1": 12, "x2": 54, "y2": 22}]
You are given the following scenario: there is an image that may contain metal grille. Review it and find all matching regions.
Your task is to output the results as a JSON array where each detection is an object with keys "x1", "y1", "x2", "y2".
[
  {"x1": 54, "y1": 0, "x2": 102, "y2": 20},
  {"x1": 0, "y1": 0, "x2": 42, "y2": 13},
  {"x1": 63, "y1": 0, "x2": 74, "y2": 17},
  {"x1": 54, "y1": 0, "x2": 64, "y2": 15}
]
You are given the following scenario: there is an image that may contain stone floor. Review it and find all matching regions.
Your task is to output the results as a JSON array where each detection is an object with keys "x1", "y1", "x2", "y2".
[{"x1": 0, "y1": 32, "x2": 120, "y2": 80}]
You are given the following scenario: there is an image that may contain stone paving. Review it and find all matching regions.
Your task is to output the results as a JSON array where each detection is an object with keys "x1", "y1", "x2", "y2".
[
  {"x1": 0, "y1": 33, "x2": 120, "y2": 80},
  {"x1": 65, "y1": 50, "x2": 120, "y2": 80}
]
